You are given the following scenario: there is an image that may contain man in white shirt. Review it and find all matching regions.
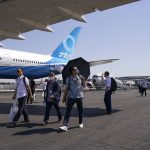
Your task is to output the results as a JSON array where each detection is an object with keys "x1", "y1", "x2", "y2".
[
  {"x1": 102, "y1": 71, "x2": 112, "y2": 114},
  {"x1": 42, "y1": 79, "x2": 48, "y2": 101},
  {"x1": 10, "y1": 68, "x2": 32, "y2": 127}
]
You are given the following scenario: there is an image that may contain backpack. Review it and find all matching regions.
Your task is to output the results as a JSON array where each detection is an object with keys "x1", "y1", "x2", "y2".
[{"x1": 110, "y1": 77, "x2": 117, "y2": 92}]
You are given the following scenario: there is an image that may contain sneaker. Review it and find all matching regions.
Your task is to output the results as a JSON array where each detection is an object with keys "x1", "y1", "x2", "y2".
[
  {"x1": 42, "y1": 121, "x2": 48, "y2": 126},
  {"x1": 79, "y1": 123, "x2": 83, "y2": 128},
  {"x1": 59, "y1": 126, "x2": 68, "y2": 131}
]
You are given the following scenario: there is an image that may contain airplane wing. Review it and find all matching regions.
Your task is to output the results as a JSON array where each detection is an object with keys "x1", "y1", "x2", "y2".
[
  {"x1": 0, "y1": 0, "x2": 140, "y2": 41},
  {"x1": 89, "y1": 59, "x2": 119, "y2": 67}
]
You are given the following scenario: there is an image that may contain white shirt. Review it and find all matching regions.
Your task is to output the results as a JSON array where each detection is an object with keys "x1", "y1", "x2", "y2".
[
  {"x1": 16, "y1": 75, "x2": 29, "y2": 98},
  {"x1": 104, "y1": 76, "x2": 111, "y2": 90}
]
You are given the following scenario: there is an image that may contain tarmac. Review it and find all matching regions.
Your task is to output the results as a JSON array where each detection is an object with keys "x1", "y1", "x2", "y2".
[{"x1": 0, "y1": 89, "x2": 150, "y2": 150}]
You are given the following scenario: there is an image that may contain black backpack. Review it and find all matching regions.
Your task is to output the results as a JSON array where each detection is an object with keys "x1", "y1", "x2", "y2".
[{"x1": 110, "y1": 77, "x2": 117, "y2": 92}]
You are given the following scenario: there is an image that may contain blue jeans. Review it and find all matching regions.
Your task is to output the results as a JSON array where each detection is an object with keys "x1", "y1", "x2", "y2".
[
  {"x1": 63, "y1": 98, "x2": 83, "y2": 126},
  {"x1": 13, "y1": 96, "x2": 29, "y2": 123},
  {"x1": 104, "y1": 91, "x2": 112, "y2": 113},
  {"x1": 44, "y1": 101, "x2": 62, "y2": 121}
]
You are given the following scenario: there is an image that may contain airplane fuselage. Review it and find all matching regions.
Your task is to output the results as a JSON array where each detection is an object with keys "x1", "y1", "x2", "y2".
[
  {"x1": 0, "y1": 27, "x2": 82, "y2": 79},
  {"x1": 0, "y1": 48, "x2": 65, "y2": 79}
]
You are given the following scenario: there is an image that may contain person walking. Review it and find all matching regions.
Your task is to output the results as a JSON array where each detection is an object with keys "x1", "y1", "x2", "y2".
[
  {"x1": 42, "y1": 72, "x2": 62, "y2": 125},
  {"x1": 141, "y1": 81, "x2": 147, "y2": 96},
  {"x1": 138, "y1": 82, "x2": 142, "y2": 94},
  {"x1": 10, "y1": 68, "x2": 32, "y2": 127},
  {"x1": 42, "y1": 79, "x2": 48, "y2": 102},
  {"x1": 102, "y1": 71, "x2": 112, "y2": 115},
  {"x1": 59, "y1": 66, "x2": 85, "y2": 131},
  {"x1": 27, "y1": 77, "x2": 36, "y2": 104}
]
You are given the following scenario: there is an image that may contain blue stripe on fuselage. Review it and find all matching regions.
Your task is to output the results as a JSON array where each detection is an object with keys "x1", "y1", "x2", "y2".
[{"x1": 0, "y1": 64, "x2": 63, "y2": 79}]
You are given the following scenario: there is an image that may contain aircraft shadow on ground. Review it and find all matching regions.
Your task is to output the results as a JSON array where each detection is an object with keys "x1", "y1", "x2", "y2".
[{"x1": 0, "y1": 103, "x2": 122, "y2": 118}]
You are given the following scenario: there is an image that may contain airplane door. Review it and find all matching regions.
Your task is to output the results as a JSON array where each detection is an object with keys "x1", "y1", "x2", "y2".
[{"x1": 2, "y1": 54, "x2": 11, "y2": 65}]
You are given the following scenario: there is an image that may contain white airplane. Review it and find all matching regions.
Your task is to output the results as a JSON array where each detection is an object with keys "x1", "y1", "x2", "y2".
[
  {"x1": 0, "y1": 27, "x2": 119, "y2": 79},
  {"x1": 92, "y1": 72, "x2": 130, "y2": 90},
  {"x1": 0, "y1": 0, "x2": 140, "y2": 43}
]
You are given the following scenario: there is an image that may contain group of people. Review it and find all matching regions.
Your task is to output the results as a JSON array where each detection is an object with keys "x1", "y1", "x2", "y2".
[{"x1": 9, "y1": 67, "x2": 113, "y2": 131}]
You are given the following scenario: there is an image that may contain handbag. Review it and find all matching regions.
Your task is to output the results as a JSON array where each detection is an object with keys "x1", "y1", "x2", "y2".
[{"x1": 9, "y1": 100, "x2": 18, "y2": 123}]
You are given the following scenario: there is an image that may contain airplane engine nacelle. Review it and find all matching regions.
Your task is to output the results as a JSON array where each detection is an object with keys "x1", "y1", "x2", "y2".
[{"x1": 92, "y1": 75, "x2": 104, "y2": 87}]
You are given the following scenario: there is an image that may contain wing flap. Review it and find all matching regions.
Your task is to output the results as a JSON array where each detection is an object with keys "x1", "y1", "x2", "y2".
[
  {"x1": 75, "y1": 0, "x2": 140, "y2": 15},
  {"x1": 93, "y1": 0, "x2": 140, "y2": 11}
]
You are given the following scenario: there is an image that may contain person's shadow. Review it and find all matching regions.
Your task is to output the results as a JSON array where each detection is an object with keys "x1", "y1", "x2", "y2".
[
  {"x1": 13, "y1": 127, "x2": 58, "y2": 136},
  {"x1": 0, "y1": 102, "x2": 122, "y2": 136}
]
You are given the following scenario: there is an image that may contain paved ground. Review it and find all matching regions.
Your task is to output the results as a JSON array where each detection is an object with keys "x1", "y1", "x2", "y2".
[{"x1": 0, "y1": 89, "x2": 150, "y2": 150}]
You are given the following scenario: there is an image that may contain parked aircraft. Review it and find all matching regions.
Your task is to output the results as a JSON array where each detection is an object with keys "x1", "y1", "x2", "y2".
[
  {"x1": 0, "y1": 27, "x2": 118, "y2": 79},
  {"x1": 118, "y1": 76, "x2": 150, "y2": 87},
  {"x1": 92, "y1": 72, "x2": 129, "y2": 90}
]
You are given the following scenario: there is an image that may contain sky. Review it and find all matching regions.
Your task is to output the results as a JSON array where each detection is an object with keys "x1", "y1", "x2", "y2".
[{"x1": 2, "y1": 0, "x2": 150, "y2": 77}]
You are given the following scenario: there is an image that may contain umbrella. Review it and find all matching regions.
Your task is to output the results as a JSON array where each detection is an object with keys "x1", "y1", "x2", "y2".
[{"x1": 62, "y1": 57, "x2": 90, "y2": 84}]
